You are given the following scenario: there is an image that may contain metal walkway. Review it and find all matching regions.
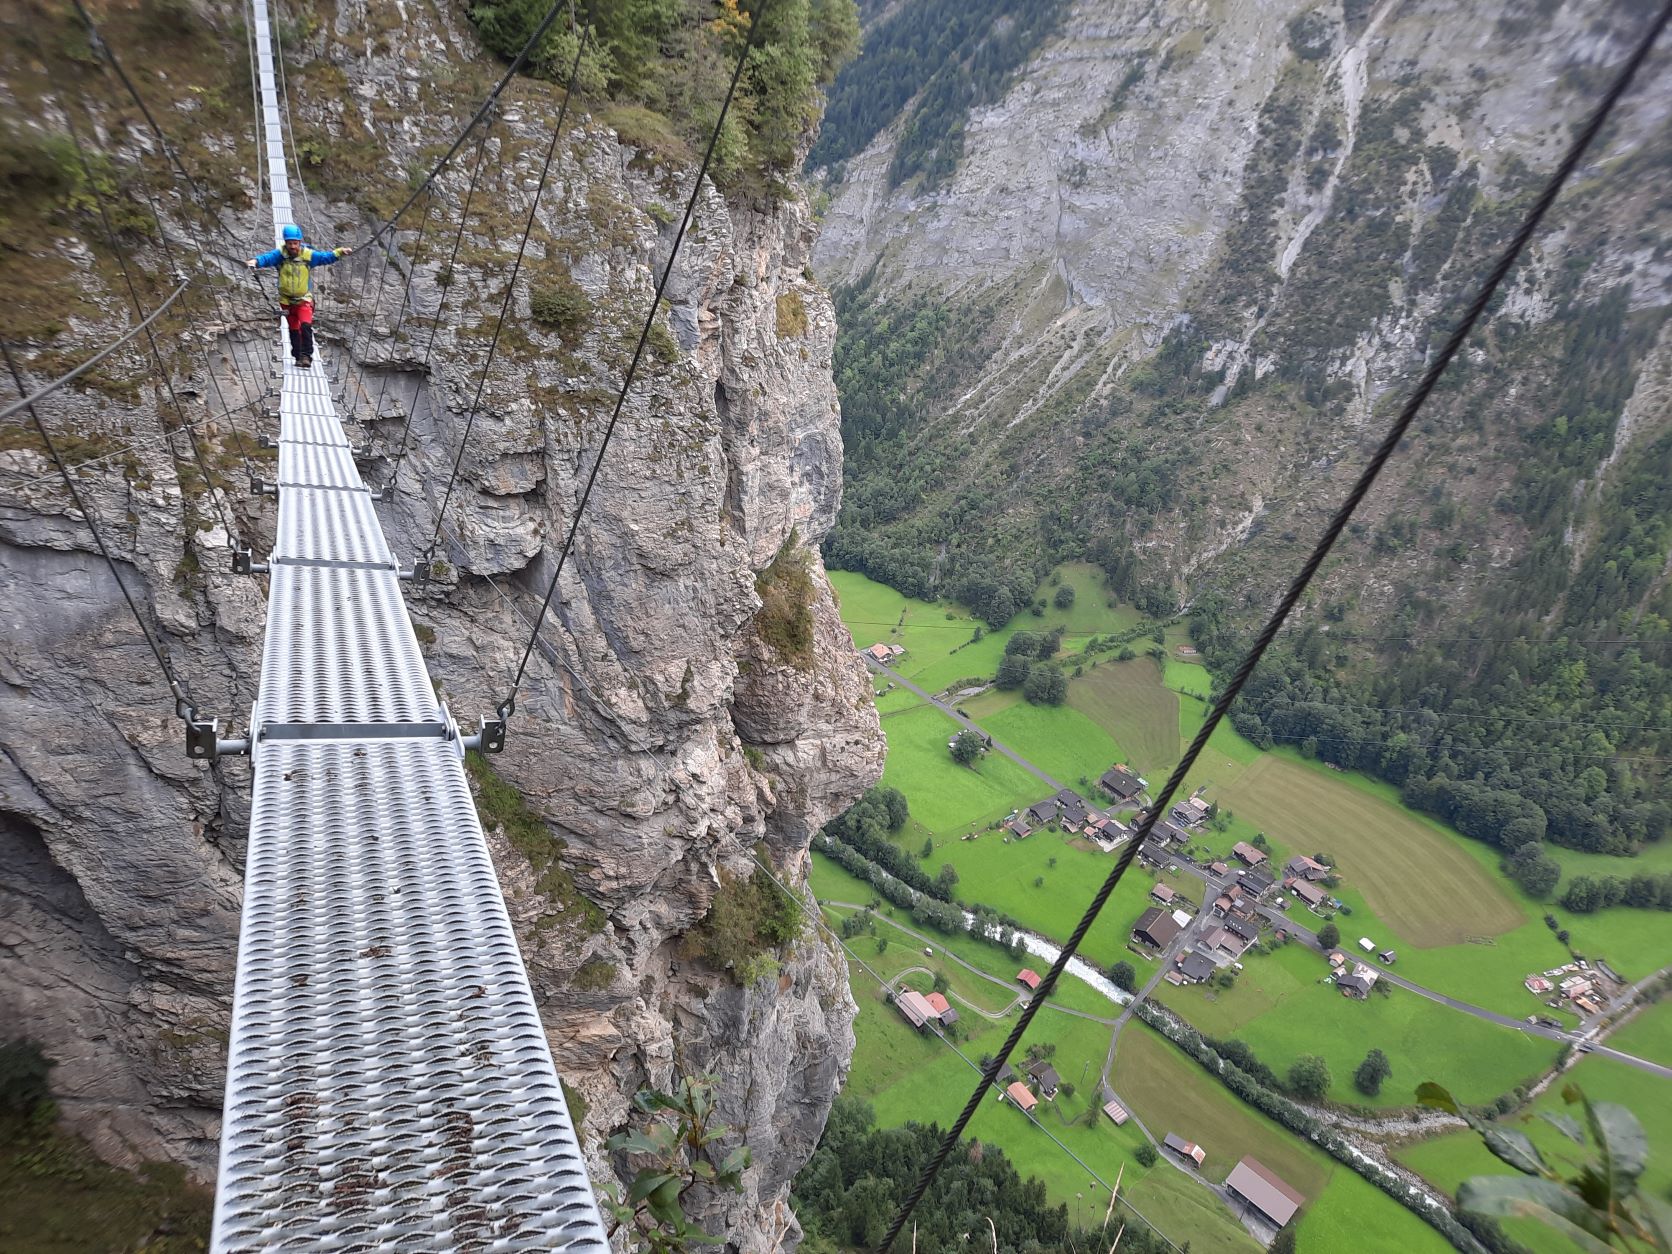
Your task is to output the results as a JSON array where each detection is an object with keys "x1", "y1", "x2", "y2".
[{"x1": 211, "y1": 4, "x2": 605, "y2": 1248}]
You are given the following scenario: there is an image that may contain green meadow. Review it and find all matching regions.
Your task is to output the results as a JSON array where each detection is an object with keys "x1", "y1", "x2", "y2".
[{"x1": 1111, "y1": 1025, "x2": 1453, "y2": 1254}]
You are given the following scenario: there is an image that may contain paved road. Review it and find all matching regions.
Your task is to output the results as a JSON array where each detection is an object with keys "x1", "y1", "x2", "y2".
[
  {"x1": 863, "y1": 652, "x2": 1672, "y2": 1082},
  {"x1": 865, "y1": 657, "x2": 1066, "y2": 793}
]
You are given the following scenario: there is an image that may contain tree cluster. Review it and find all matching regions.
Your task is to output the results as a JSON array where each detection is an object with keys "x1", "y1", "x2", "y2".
[
  {"x1": 468, "y1": 0, "x2": 859, "y2": 191},
  {"x1": 1560, "y1": 871, "x2": 1672, "y2": 914},
  {"x1": 792, "y1": 1098, "x2": 1173, "y2": 1254},
  {"x1": 824, "y1": 788, "x2": 955, "y2": 903}
]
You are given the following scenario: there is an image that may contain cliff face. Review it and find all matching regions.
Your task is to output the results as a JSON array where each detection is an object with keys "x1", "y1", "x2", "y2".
[
  {"x1": 0, "y1": 3, "x2": 878, "y2": 1243},
  {"x1": 813, "y1": 0, "x2": 1672, "y2": 623}
]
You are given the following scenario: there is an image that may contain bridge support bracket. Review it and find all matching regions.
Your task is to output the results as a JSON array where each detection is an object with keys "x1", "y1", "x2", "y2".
[
  {"x1": 186, "y1": 716, "x2": 251, "y2": 762},
  {"x1": 258, "y1": 433, "x2": 277, "y2": 450},
  {"x1": 250, "y1": 475, "x2": 277, "y2": 497},
  {"x1": 232, "y1": 547, "x2": 269, "y2": 575},
  {"x1": 464, "y1": 714, "x2": 507, "y2": 755}
]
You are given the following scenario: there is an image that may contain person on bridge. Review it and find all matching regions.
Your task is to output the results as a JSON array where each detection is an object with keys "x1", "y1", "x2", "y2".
[{"x1": 246, "y1": 224, "x2": 351, "y2": 369}]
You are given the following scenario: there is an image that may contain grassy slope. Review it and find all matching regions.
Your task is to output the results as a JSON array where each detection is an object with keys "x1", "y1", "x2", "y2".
[
  {"x1": 1609, "y1": 997, "x2": 1672, "y2": 1067},
  {"x1": 1066, "y1": 657, "x2": 1181, "y2": 774},
  {"x1": 878, "y1": 704, "x2": 1042, "y2": 833}
]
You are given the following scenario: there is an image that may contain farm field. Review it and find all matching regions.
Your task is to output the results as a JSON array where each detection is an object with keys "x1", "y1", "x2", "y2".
[
  {"x1": 1110, "y1": 1025, "x2": 1452, "y2": 1254},
  {"x1": 1610, "y1": 996, "x2": 1672, "y2": 1067},
  {"x1": 876, "y1": 704, "x2": 1041, "y2": 834},
  {"x1": 913, "y1": 824, "x2": 1168, "y2": 971},
  {"x1": 1210, "y1": 752, "x2": 1524, "y2": 947},
  {"x1": 1066, "y1": 657, "x2": 1181, "y2": 774},
  {"x1": 1158, "y1": 942, "x2": 1558, "y2": 1106},
  {"x1": 975, "y1": 699, "x2": 1124, "y2": 790}
]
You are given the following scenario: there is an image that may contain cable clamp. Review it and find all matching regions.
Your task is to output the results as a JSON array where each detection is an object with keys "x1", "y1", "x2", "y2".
[
  {"x1": 249, "y1": 474, "x2": 276, "y2": 497},
  {"x1": 258, "y1": 433, "x2": 277, "y2": 450}
]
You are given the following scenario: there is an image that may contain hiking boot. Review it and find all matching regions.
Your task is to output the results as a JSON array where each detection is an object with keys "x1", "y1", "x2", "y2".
[{"x1": 299, "y1": 355, "x2": 312, "y2": 368}]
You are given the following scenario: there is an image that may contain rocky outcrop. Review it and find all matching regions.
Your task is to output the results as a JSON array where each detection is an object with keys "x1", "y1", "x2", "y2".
[{"x1": 0, "y1": 5, "x2": 880, "y2": 1241}]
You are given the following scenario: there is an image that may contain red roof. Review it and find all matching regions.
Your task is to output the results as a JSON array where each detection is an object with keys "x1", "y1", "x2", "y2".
[
  {"x1": 925, "y1": 992, "x2": 951, "y2": 1015},
  {"x1": 1016, "y1": 968, "x2": 1042, "y2": 990},
  {"x1": 1005, "y1": 1081, "x2": 1038, "y2": 1112}
]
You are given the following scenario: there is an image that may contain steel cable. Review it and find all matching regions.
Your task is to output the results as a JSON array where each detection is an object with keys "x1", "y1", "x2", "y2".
[
  {"x1": 389, "y1": 121, "x2": 494, "y2": 498},
  {"x1": 874, "y1": 2, "x2": 1672, "y2": 1245},
  {"x1": 419, "y1": 26, "x2": 593, "y2": 565},
  {"x1": 496, "y1": 12, "x2": 763, "y2": 721}
]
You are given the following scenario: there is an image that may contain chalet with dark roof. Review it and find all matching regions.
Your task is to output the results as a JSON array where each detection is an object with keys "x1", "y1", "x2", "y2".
[
  {"x1": 1285, "y1": 855, "x2": 1331, "y2": 881},
  {"x1": 1164, "y1": 1133, "x2": 1206, "y2": 1168},
  {"x1": 1240, "y1": 867, "x2": 1277, "y2": 898},
  {"x1": 1026, "y1": 1060, "x2": 1061, "y2": 1099},
  {"x1": 1098, "y1": 765, "x2": 1144, "y2": 801},
  {"x1": 1176, "y1": 951, "x2": 1217, "y2": 984},
  {"x1": 1026, "y1": 799, "x2": 1058, "y2": 827},
  {"x1": 1231, "y1": 841, "x2": 1267, "y2": 866},
  {"x1": 1131, "y1": 907, "x2": 1183, "y2": 949}
]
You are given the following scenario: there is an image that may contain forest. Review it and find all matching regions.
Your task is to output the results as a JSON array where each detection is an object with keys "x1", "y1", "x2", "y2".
[
  {"x1": 792, "y1": 1099, "x2": 1175, "y2": 1253},
  {"x1": 466, "y1": 0, "x2": 859, "y2": 190}
]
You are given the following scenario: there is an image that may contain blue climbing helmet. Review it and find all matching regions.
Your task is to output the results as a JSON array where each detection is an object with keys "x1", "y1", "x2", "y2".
[{"x1": 282, "y1": 223, "x2": 303, "y2": 242}]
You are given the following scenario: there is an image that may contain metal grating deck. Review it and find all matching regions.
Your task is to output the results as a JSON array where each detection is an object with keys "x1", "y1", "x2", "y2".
[{"x1": 213, "y1": 3, "x2": 607, "y2": 1247}]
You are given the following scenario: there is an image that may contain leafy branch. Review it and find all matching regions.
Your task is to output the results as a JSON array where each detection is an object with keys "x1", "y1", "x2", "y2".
[
  {"x1": 602, "y1": 1076, "x2": 751, "y2": 1253},
  {"x1": 1419, "y1": 1082, "x2": 1671, "y2": 1251}
]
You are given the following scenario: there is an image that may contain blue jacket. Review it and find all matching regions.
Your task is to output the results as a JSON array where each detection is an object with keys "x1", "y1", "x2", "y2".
[{"x1": 254, "y1": 245, "x2": 342, "y2": 304}]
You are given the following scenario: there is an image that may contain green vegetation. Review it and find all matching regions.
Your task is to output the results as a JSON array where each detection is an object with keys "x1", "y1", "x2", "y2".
[
  {"x1": 793, "y1": 1097, "x2": 1176, "y2": 1253},
  {"x1": 690, "y1": 862, "x2": 803, "y2": 985},
  {"x1": 465, "y1": 751, "x2": 606, "y2": 933},
  {"x1": 752, "y1": 536, "x2": 815, "y2": 668},
  {"x1": 774, "y1": 289, "x2": 807, "y2": 337},
  {"x1": 1068, "y1": 658, "x2": 1180, "y2": 774},
  {"x1": 467, "y1": 0, "x2": 859, "y2": 192},
  {"x1": 1413, "y1": 1065, "x2": 1672, "y2": 1254},
  {"x1": 529, "y1": 272, "x2": 592, "y2": 343}
]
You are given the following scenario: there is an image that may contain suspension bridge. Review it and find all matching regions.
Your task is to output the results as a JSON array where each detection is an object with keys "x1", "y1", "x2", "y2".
[{"x1": 208, "y1": 2, "x2": 605, "y2": 1246}]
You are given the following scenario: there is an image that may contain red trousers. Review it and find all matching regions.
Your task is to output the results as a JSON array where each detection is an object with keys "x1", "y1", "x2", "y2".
[{"x1": 281, "y1": 300, "x2": 314, "y2": 359}]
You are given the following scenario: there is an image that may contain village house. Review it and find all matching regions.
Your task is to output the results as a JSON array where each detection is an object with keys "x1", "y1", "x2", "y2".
[
  {"x1": 1240, "y1": 867, "x2": 1277, "y2": 898},
  {"x1": 925, "y1": 992, "x2": 959, "y2": 1027},
  {"x1": 1085, "y1": 814, "x2": 1128, "y2": 848},
  {"x1": 1524, "y1": 975, "x2": 1554, "y2": 994},
  {"x1": 1132, "y1": 907, "x2": 1183, "y2": 950},
  {"x1": 1338, "y1": 963, "x2": 1381, "y2": 999},
  {"x1": 1026, "y1": 799, "x2": 1058, "y2": 827},
  {"x1": 1285, "y1": 855, "x2": 1331, "y2": 882},
  {"x1": 1377, "y1": 948, "x2": 1397, "y2": 965},
  {"x1": 1164, "y1": 1133, "x2": 1207, "y2": 1169},
  {"x1": 1200, "y1": 925, "x2": 1253, "y2": 963},
  {"x1": 1209, "y1": 860, "x2": 1229, "y2": 877},
  {"x1": 1232, "y1": 841, "x2": 1267, "y2": 866},
  {"x1": 1171, "y1": 795, "x2": 1212, "y2": 826},
  {"x1": 1152, "y1": 818, "x2": 1192, "y2": 845},
  {"x1": 1175, "y1": 951, "x2": 1218, "y2": 985},
  {"x1": 894, "y1": 989, "x2": 939, "y2": 1031},
  {"x1": 1150, "y1": 883, "x2": 1178, "y2": 906},
  {"x1": 1005, "y1": 1081, "x2": 1039, "y2": 1113},
  {"x1": 1005, "y1": 815, "x2": 1033, "y2": 840},
  {"x1": 1026, "y1": 1060, "x2": 1061, "y2": 1100},
  {"x1": 1357, "y1": 937, "x2": 1376, "y2": 953},
  {"x1": 1212, "y1": 884, "x2": 1246, "y2": 917},
  {"x1": 1226, "y1": 1157, "x2": 1306, "y2": 1230},
  {"x1": 1327, "y1": 950, "x2": 1347, "y2": 969},
  {"x1": 1055, "y1": 788, "x2": 1091, "y2": 829},
  {"x1": 1099, "y1": 765, "x2": 1145, "y2": 802},
  {"x1": 1102, "y1": 1099, "x2": 1130, "y2": 1126},
  {"x1": 1137, "y1": 840, "x2": 1168, "y2": 868},
  {"x1": 1224, "y1": 915, "x2": 1259, "y2": 946},
  {"x1": 1289, "y1": 879, "x2": 1327, "y2": 909},
  {"x1": 1016, "y1": 968, "x2": 1043, "y2": 992},
  {"x1": 861, "y1": 642, "x2": 906, "y2": 664}
]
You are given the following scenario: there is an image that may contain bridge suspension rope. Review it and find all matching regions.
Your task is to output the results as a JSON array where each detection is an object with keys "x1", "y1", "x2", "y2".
[
  {"x1": 417, "y1": 25, "x2": 594, "y2": 571},
  {"x1": 2, "y1": 343, "x2": 209, "y2": 736},
  {"x1": 874, "y1": 2, "x2": 1672, "y2": 1246},
  {"x1": 495, "y1": 7, "x2": 766, "y2": 727}
]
